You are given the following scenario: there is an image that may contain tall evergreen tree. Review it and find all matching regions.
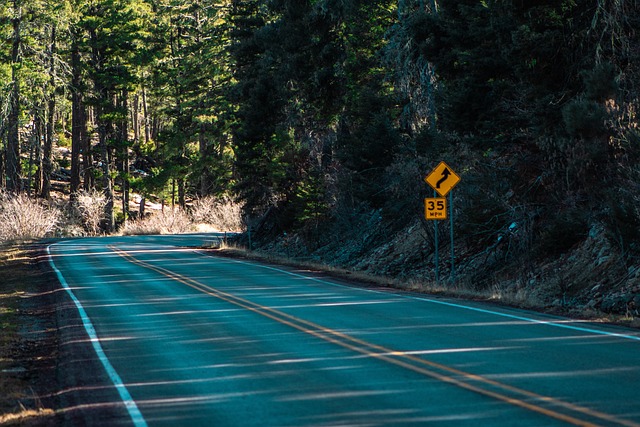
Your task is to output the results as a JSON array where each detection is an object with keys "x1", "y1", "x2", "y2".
[
  {"x1": 80, "y1": 0, "x2": 152, "y2": 230},
  {"x1": 330, "y1": 0, "x2": 400, "y2": 209},
  {"x1": 228, "y1": 0, "x2": 289, "y2": 217},
  {"x1": 145, "y1": 0, "x2": 234, "y2": 207}
]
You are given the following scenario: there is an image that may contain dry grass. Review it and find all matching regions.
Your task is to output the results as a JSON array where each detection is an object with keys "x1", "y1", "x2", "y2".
[
  {"x1": 121, "y1": 196, "x2": 244, "y2": 236},
  {"x1": 0, "y1": 408, "x2": 55, "y2": 426},
  {"x1": 72, "y1": 189, "x2": 107, "y2": 235},
  {"x1": 190, "y1": 196, "x2": 244, "y2": 232},
  {"x1": 121, "y1": 208, "x2": 195, "y2": 235},
  {"x1": 0, "y1": 190, "x2": 245, "y2": 241},
  {"x1": 0, "y1": 192, "x2": 60, "y2": 242}
]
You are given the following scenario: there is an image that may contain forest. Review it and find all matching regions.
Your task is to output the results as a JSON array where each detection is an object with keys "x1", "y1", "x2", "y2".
[{"x1": 1, "y1": 0, "x2": 640, "y2": 305}]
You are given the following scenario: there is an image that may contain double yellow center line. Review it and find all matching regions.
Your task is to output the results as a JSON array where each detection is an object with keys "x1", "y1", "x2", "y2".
[{"x1": 111, "y1": 246, "x2": 638, "y2": 427}]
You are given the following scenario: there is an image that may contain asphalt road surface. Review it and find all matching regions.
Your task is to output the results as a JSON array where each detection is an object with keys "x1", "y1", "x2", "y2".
[{"x1": 47, "y1": 235, "x2": 640, "y2": 426}]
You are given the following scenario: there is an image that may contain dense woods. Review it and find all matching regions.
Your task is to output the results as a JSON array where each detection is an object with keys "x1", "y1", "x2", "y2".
[{"x1": 1, "y1": 1, "x2": 640, "y2": 286}]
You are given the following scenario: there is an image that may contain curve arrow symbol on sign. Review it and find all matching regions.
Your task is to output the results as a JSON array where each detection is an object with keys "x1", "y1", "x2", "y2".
[{"x1": 435, "y1": 168, "x2": 451, "y2": 189}]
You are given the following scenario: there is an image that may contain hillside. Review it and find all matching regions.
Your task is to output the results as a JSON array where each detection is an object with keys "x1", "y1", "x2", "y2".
[{"x1": 243, "y1": 203, "x2": 640, "y2": 325}]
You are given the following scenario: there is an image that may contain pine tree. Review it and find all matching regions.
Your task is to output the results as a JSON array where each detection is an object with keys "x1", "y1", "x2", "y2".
[
  {"x1": 228, "y1": 0, "x2": 291, "y2": 217},
  {"x1": 144, "y1": 0, "x2": 235, "y2": 206},
  {"x1": 79, "y1": 0, "x2": 152, "y2": 230}
]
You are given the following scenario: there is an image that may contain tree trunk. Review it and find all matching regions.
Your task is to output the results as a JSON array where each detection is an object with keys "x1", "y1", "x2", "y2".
[
  {"x1": 139, "y1": 195, "x2": 145, "y2": 218},
  {"x1": 95, "y1": 95, "x2": 115, "y2": 232},
  {"x1": 100, "y1": 119, "x2": 115, "y2": 233},
  {"x1": 199, "y1": 123, "x2": 209, "y2": 196},
  {"x1": 6, "y1": 0, "x2": 22, "y2": 192},
  {"x1": 33, "y1": 110, "x2": 43, "y2": 195},
  {"x1": 132, "y1": 93, "x2": 140, "y2": 144},
  {"x1": 27, "y1": 122, "x2": 34, "y2": 197},
  {"x1": 89, "y1": 25, "x2": 115, "y2": 232},
  {"x1": 70, "y1": 29, "x2": 82, "y2": 199},
  {"x1": 119, "y1": 89, "x2": 130, "y2": 222},
  {"x1": 82, "y1": 106, "x2": 92, "y2": 191},
  {"x1": 0, "y1": 149, "x2": 4, "y2": 188},
  {"x1": 178, "y1": 177, "x2": 186, "y2": 209},
  {"x1": 41, "y1": 24, "x2": 57, "y2": 200},
  {"x1": 171, "y1": 179, "x2": 176, "y2": 209},
  {"x1": 141, "y1": 82, "x2": 151, "y2": 145}
]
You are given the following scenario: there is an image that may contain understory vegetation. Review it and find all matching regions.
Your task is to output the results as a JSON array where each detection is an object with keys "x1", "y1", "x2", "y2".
[{"x1": 0, "y1": 191, "x2": 243, "y2": 239}]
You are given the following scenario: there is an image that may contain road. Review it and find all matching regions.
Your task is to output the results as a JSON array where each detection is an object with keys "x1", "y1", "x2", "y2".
[{"x1": 47, "y1": 235, "x2": 640, "y2": 426}]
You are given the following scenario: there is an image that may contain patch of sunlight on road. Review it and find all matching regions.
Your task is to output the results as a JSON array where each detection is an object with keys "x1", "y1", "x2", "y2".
[
  {"x1": 266, "y1": 357, "x2": 334, "y2": 365},
  {"x1": 383, "y1": 346, "x2": 523, "y2": 356},
  {"x1": 277, "y1": 389, "x2": 401, "y2": 402},
  {"x1": 136, "y1": 391, "x2": 270, "y2": 407},
  {"x1": 96, "y1": 336, "x2": 137, "y2": 342},
  {"x1": 126, "y1": 374, "x2": 256, "y2": 388},
  {"x1": 137, "y1": 308, "x2": 243, "y2": 317},
  {"x1": 505, "y1": 334, "x2": 640, "y2": 344},
  {"x1": 272, "y1": 299, "x2": 402, "y2": 309},
  {"x1": 307, "y1": 409, "x2": 499, "y2": 425},
  {"x1": 265, "y1": 292, "x2": 346, "y2": 299},
  {"x1": 91, "y1": 301, "x2": 173, "y2": 309},
  {"x1": 486, "y1": 366, "x2": 640, "y2": 380}
]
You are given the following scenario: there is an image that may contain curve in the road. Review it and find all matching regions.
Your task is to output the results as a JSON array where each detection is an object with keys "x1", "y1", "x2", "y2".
[{"x1": 109, "y1": 245, "x2": 639, "y2": 427}]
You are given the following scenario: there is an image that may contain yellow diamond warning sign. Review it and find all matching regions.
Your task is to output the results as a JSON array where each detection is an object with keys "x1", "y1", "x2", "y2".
[
  {"x1": 425, "y1": 162, "x2": 460, "y2": 197},
  {"x1": 425, "y1": 197, "x2": 447, "y2": 220}
]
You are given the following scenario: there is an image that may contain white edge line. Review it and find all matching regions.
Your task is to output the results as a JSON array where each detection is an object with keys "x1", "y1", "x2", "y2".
[
  {"x1": 47, "y1": 244, "x2": 148, "y2": 427},
  {"x1": 204, "y1": 252, "x2": 640, "y2": 343}
]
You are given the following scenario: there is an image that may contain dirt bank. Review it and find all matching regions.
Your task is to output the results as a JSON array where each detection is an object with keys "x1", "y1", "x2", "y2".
[{"x1": 0, "y1": 243, "x2": 130, "y2": 426}]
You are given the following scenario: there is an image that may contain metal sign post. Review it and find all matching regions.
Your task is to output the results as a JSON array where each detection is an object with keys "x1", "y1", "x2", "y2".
[
  {"x1": 449, "y1": 190, "x2": 455, "y2": 281},
  {"x1": 433, "y1": 190, "x2": 440, "y2": 283},
  {"x1": 424, "y1": 162, "x2": 460, "y2": 283}
]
